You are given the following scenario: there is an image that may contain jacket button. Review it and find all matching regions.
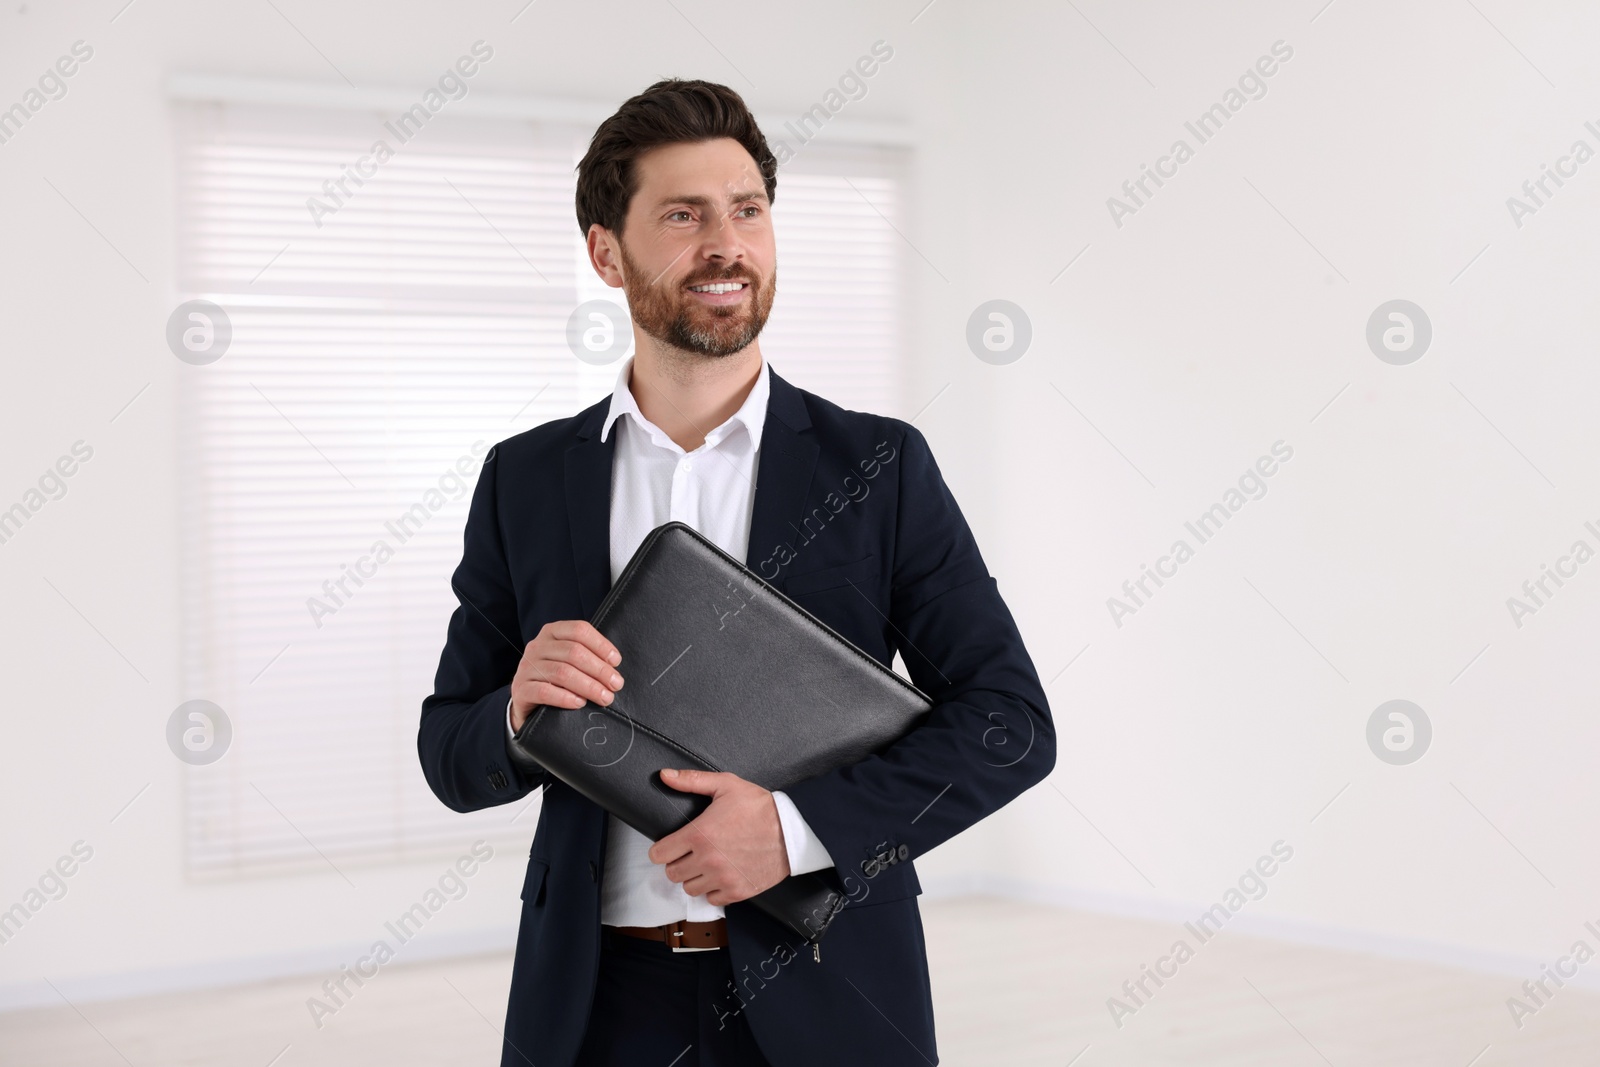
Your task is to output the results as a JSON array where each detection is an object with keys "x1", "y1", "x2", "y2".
[
  {"x1": 589, "y1": 860, "x2": 598, "y2": 882},
  {"x1": 898, "y1": 844, "x2": 910, "y2": 861}
]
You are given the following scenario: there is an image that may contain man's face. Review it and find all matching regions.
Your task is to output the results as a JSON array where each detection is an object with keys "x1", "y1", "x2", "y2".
[{"x1": 600, "y1": 137, "x2": 777, "y2": 359}]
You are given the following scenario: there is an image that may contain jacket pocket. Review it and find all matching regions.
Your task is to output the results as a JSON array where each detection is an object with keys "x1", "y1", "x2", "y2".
[
  {"x1": 521, "y1": 858, "x2": 550, "y2": 906},
  {"x1": 838, "y1": 862, "x2": 922, "y2": 909},
  {"x1": 781, "y1": 554, "x2": 878, "y2": 597}
]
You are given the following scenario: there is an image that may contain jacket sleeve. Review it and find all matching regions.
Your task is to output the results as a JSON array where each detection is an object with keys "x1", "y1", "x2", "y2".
[
  {"x1": 417, "y1": 444, "x2": 548, "y2": 813},
  {"x1": 779, "y1": 422, "x2": 1056, "y2": 882}
]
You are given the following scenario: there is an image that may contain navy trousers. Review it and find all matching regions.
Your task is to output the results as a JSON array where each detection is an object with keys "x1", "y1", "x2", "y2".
[{"x1": 573, "y1": 926, "x2": 776, "y2": 1067}]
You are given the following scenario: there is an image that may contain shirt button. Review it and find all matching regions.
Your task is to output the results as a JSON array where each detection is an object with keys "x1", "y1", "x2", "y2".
[{"x1": 680, "y1": 459, "x2": 692, "y2": 472}]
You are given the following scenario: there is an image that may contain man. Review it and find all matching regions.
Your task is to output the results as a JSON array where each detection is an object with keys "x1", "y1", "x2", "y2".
[{"x1": 418, "y1": 78, "x2": 1055, "y2": 1067}]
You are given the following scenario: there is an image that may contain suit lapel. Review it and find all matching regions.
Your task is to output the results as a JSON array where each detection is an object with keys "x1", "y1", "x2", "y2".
[
  {"x1": 745, "y1": 366, "x2": 819, "y2": 574},
  {"x1": 565, "y1": 400, "x2": 615, "y2": 621}
]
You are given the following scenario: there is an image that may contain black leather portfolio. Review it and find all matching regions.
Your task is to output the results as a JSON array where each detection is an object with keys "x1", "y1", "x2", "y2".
[{"x1": 508, "y1": 520, "x2": 932, "y2": 948}]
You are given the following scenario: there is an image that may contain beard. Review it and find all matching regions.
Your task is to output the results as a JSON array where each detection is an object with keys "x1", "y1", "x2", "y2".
[{"x1": 617, "y1": 240, "x2": 776, "y2": 359}]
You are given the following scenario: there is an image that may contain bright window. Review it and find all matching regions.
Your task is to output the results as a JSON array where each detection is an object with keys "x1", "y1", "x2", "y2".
[{"x1": 173, "y1": 96, "x2": 909, "y2": 876}]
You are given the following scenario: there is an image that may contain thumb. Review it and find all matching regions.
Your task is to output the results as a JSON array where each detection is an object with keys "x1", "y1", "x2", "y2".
[{"x1": 660, "y1": 768, "x2": 721, "y2": 794}]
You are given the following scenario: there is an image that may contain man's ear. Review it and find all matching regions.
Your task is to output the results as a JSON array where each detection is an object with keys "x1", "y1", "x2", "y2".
[{"x1": 587, "y1": 225, "x2": 626, "y2": 288}]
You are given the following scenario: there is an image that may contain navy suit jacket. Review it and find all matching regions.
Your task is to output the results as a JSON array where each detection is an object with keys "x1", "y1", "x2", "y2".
[{"x1": 418, "y1": 365, "x2": 1056, "y2": 1067}]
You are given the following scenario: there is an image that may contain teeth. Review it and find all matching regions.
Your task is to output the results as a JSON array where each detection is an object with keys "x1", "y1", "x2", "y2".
[{"x1": 689, "y1": 282, "x2": 746, "y2": 293}]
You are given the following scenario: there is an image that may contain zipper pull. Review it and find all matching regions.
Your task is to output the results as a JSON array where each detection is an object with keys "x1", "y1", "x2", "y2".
[{"x1": 812, "y1": 940, "x2": 821, "y2": 963}]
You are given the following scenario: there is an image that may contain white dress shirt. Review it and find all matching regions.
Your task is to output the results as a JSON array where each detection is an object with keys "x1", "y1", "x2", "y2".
[{"x1": 507, "y1": 354, "x2": 835, "y2": 927}]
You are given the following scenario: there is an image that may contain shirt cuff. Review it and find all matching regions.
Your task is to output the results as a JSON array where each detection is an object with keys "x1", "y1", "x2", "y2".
[
  {"x1": 506, "y1": 696, "x2": 516, "y2": 742},
  {"x1": 771, "y1": 789, "x2": 835, "y2": 876}
]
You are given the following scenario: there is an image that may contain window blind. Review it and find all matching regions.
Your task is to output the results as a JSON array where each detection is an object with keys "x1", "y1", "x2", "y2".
[{"x1": 174, "y1": 97, "x2": 909, "y2": 877}]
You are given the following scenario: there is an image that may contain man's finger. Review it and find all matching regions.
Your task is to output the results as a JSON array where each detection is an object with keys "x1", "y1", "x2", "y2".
[
  {"x1": 658, "y1": 768, "x2": 723, "y2": 795},
  {"x1": 555, "y1": 661, "x2": 617, "y2": 705},
  {"x1": 552, "y1": 619, "x2": 621, "y2": 667},
  {"x1": 648, "y1": 829, "x2": 694, "y2": 866},
  {"x1": 552, "y1": 639, "x2": 624, "y2": 691}
]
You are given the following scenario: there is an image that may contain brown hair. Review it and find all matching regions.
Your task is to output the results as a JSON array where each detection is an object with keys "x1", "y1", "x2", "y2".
[{"x1": 575, "y1": 78, "x2": 778, "y2": 237}]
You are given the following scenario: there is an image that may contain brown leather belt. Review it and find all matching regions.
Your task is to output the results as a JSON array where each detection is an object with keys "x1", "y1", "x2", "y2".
[{"x1": 606, "y1": 918, "x2": 727, "y2": 951}]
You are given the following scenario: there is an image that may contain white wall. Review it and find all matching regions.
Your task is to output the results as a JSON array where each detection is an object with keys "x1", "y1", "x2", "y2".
[
  {"x1": 2, "y1": 0, "x2": 1598, "y2": 1012},
  {"x1": 937, "y1": 0, "x2": 1600, "y2": 982}
]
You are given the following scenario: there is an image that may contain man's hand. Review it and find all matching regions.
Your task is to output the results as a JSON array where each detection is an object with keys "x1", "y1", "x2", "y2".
[
  {"x1": 509, "y1": 620, "x2": 623, "y2": 733},
  {"x1": 648, "y1": 769, "x2": 790, "y2": 906}
]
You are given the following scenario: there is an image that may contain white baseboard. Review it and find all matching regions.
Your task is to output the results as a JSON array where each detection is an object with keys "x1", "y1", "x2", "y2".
[
  {"x1": 0, "y1": 925, "x2": 519, "y2": 1013},
  {"x1": 917, "y1": 873, "x2": 1600, "y2": 993}
]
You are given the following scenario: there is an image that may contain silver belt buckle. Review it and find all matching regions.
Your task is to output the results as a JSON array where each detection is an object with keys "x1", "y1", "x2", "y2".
[{"x1": 665, "y1": 921, "x2": 720, "y2": 952}]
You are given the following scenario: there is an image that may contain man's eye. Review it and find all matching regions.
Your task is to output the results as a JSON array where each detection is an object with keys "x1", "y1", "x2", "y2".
[{"x1": 668, "y1": 210, "x2": 693, "y2": 222}]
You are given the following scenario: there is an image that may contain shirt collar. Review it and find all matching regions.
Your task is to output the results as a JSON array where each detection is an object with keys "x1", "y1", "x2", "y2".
[{"x1": 600, "y1": 355, "x2": 770, "y2": 453}]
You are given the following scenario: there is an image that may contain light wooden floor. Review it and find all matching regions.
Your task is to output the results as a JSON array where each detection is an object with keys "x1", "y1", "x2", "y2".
[{"x1": 2, "y1": 895, "x2": 1594, "y2": 1065}]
